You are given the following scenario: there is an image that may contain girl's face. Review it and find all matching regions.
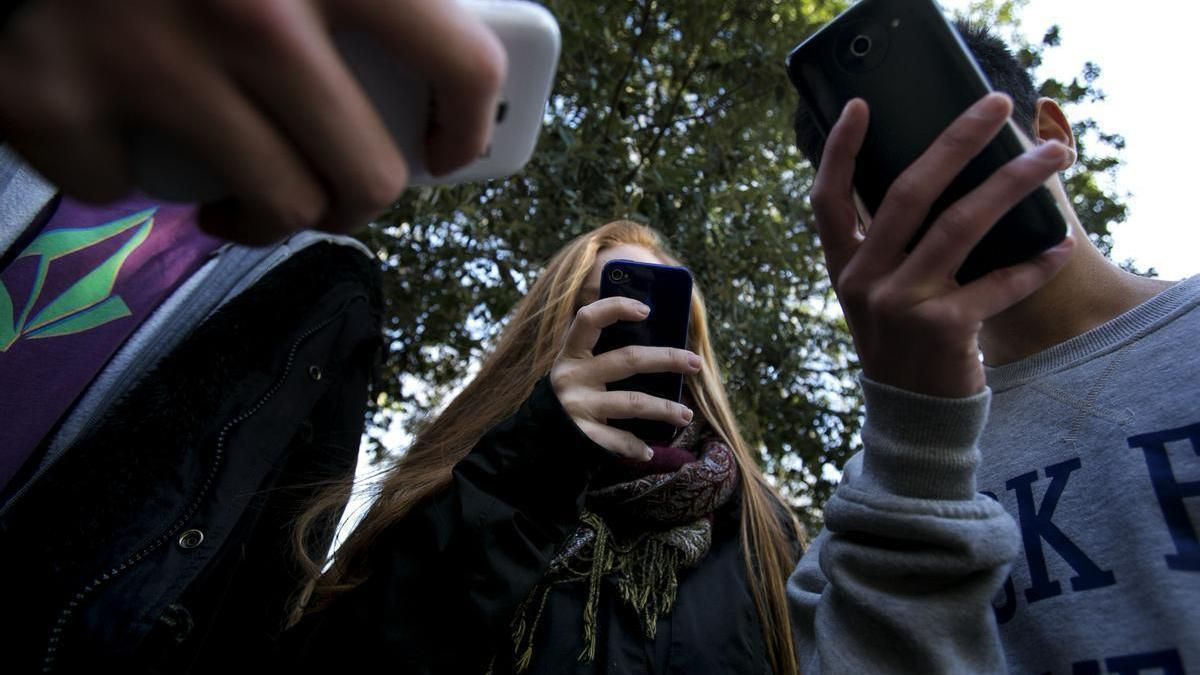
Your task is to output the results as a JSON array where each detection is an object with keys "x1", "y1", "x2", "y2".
[{"x1": 579, "y1": 243, "x2": 664, "y2": 307}]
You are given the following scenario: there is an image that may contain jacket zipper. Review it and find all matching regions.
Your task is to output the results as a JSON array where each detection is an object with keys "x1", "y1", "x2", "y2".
[{"x1": 40, "y1": 303, "x2": 358, "y2": 672}]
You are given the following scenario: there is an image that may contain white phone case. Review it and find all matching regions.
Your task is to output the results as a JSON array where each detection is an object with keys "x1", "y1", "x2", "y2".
[{"x1": 133, "y1": 0, "x2": 561, "y2": 202}]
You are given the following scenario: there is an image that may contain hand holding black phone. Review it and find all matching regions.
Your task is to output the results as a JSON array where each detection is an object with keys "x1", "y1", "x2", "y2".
[
  {"x1": 786, "y1": 0, "x2": 1067, "y2": 283},
  {"x1": 592, "y1": 260, "x2": 693, "y2": 444}
]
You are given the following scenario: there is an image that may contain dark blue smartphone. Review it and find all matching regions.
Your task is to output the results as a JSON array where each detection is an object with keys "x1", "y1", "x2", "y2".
[{"x1": 593, "y1": 259, "x2": 693, "y2": 444}]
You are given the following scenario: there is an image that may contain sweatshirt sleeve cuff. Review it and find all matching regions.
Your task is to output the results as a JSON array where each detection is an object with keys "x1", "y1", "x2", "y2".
[{"x1": 857, "y1": 376, "x2": 991, "y2": 501}]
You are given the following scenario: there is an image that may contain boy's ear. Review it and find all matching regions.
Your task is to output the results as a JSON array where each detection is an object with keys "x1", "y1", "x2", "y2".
[{"x1": 1034, "y1": 98, "x2": 1077, "y2": 169}]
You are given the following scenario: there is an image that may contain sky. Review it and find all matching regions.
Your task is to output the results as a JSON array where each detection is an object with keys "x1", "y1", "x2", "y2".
[{"x1": 938, "y1": 0, "x2": 1199, "y2": 280}]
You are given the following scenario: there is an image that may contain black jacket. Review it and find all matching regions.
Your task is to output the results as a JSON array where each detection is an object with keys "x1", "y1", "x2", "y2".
[
  {"x1": 286, "y1": 379, "x2": 780, "y2": 674},
  {"x1": 0, "y1": 242, "x2": 383, "y2": 673}
]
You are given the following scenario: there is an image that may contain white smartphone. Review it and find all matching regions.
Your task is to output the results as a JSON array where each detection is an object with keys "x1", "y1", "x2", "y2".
[{"x1": 133, "y1": 0, "x2": 561, "y2": 203}]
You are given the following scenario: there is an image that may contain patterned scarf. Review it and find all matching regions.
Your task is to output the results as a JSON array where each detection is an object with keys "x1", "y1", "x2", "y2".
[{"x1": 509, "y1": 416, "x2": 740, "y2": 671}]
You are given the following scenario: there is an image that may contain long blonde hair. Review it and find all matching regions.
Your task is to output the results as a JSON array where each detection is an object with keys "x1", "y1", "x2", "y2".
[{"x1": 294, "y1": 220, "x2": 804, "y2": 674}]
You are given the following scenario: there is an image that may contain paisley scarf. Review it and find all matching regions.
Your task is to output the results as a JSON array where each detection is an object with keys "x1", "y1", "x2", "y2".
[{"x1": 509, "y1": 417, "x2": 740, "y2": 671}]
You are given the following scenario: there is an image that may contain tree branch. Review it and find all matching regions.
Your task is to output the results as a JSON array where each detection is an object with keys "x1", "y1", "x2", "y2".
[
  {"x1": 602, "y1": 0, "x2": 657, "y2": 142},
  {"x1": 622, "y1": 13, "x2": 735, "y2": 184},
  {"x1": 622, "y1": 49, "x2": 702, "y2": 184}
]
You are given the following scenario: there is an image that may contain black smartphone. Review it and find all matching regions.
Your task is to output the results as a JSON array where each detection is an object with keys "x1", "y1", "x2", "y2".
[
  {"x1": 593, "y1": 259, "x2": 693, "y2": 444},
  {"x1": 786, "y1": 0, "x2": 1067, "y2": 283}
]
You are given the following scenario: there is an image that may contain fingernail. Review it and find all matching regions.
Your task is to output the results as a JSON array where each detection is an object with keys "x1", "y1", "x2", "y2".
[
  {"x1": 687, "y1": 353, "x2": 702, "y2": 370},
  {"x1": 841, "y1": 98, "x2": 864, "y2": 118},
  {"x1": 981, "y1": 92, "x2": 1012, "y2": 118},
  {"x1": 644, "y1": 446, "x2": 655, "y2": 462},
  {"x1": 682, "y1": 407, "x2": 694, "y2": 424},
  {"x1": 636, "y1": 302, "x2": 651, "y2": 317}
]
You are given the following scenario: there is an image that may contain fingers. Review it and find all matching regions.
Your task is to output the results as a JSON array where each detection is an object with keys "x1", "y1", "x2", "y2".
[
  {"x1": 0, "y1": 0, "x2": 505, "y2": 239},
  {"x1": 863, "y1": 93, "x2": 1013, "y2": 258},
  {"x1": 197, "y1": 199, "x2": 296, "y2": 247},
  {"x1": 2, "y1": 125, "x2": 130, "y2": 205},
  {"x1": 554, "y1": 294, "x2": 699, "y2": 462},
  {"x1": 148, "y1": 72, "x2": 326, "y2": 243},
  {"x1": 948, "y1": 236, "x2": 1075, "y2": 320},
  {"x1": 561, "y1": 297, "x2": 650, "y2": 357},
  {"x1": 121, "y1": 21, "x2": 328, "y2": 242},
  {"x1": 588, "y1": 390, "x2": 693, "y2": 426},
  {"x1": 587, "y1": 345, "x2": 702, "y2": 384},
  {"x1": 0, "y1": 8, "x2": 131, "y2": 202},
  {"x1": 900, "y1": 140, "x2": 1072, "y2": 281},
  {"x1": 575, "y1": 419, "x2": 654, "y2": 461},
  {"x1": 339, "y1": 0, "x2": 507, "y2": 176},
  {"x1": 558, "y1": 388, "x2": 691, "y2": 461},
  {"x1": 215, "y1": 1, "x2": 409, "y2": 234},
  {"x1": 810, "y1": 98, "x2": 869, "y2": 278}
]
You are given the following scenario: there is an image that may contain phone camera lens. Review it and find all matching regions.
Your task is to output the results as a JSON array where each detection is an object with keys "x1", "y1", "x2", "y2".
[
  {"x1": 850, "y1": 35, "x2": 872, "y2": 58},
  {"x1": 609, "y1": 268, "x2": 629, "y2": 283},
  {"x1": 838, "y1": 23, "x2": 887, "y2": 73}
]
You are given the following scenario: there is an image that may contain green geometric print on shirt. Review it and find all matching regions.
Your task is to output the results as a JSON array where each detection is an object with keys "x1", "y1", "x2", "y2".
[{"x1": 0, "y1": 207, "x2": 156, "y2": 352}]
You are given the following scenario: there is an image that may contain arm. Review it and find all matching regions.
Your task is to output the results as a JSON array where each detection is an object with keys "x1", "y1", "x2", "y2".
[
  {"x1": 789, "y1": 378, "x2": 1018, "y2": 673},
  {"x1": 788, "y1": 95, "x2": 1075, "y2": 673}
]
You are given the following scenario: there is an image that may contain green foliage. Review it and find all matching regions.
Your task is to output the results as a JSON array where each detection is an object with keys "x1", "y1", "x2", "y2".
[{"x1": 362, "y1": 0, "x2": 1130, "y2": 534}]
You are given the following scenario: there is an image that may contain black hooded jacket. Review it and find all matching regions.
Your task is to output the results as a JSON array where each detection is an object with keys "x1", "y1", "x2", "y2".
[
  {"x1": 0, "y1": 242, "x2": 383, "y2": 673},
  {"x1": 285, "y1": 377, "x2": 790, "y2": 674}
]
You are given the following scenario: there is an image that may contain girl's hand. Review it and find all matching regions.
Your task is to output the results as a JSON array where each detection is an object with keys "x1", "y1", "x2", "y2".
[{"x1": 550, "y1": 296, "x2": 700, "y2": 460}]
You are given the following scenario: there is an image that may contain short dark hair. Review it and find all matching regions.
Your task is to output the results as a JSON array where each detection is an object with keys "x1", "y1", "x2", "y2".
[{"x1": 791, "y1": 20, "x2": 1040, "y2": 163}]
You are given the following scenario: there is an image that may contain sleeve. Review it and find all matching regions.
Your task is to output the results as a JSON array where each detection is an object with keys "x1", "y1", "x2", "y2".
[
  {"x1": 285, "y1": 376, "x2": 608, "y2": 674},
  {"x1": 0, "y1": 143, "x2": 58, "y2": 257},
  {"x1": 788, "y1": 376, "x2": 1019, "y2": 674}
]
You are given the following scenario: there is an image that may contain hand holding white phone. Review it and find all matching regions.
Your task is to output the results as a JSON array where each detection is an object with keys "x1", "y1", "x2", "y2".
[{"x1": 133, "y1": 0, "x2": 561, "y2": 204}]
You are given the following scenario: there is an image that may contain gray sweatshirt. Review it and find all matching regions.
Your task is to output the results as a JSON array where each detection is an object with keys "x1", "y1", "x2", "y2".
[{"x1": 789, "y1": 276, "x2": 1200, "y2": 674}]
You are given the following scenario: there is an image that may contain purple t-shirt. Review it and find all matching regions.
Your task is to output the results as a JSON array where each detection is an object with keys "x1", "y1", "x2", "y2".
[{"x1": 0, "y1": 194, "x2": 219, "y2": 493}]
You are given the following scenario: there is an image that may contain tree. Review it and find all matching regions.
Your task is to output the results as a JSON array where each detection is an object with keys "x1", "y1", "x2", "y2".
[{"x1": 360, "y1": 0, "x2": 1129, "y2": 535}]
